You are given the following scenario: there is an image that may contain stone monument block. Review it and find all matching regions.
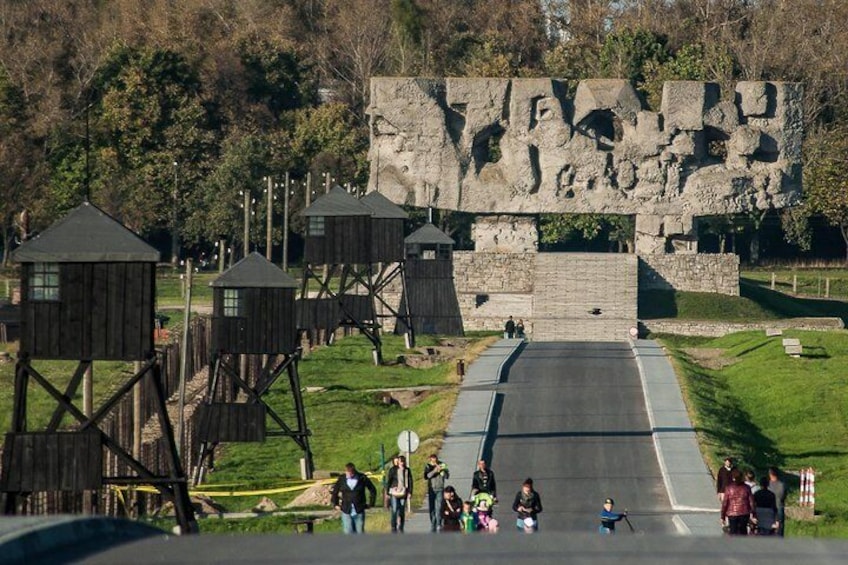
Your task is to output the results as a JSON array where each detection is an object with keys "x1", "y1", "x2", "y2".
[
  {"x1": 736, "y1": 81, "x2": 769, "y2": 116},
  {"x1": 472, "y1": 215, "x2": 538, "y2": 253},
  {"x1": 573, "y1": 79, "x2": 641, "y2": 125},
  {"x1": 661, "y1": 81, "x2": 720, "y2": 131},
  {"x1": 729, "y1": 126, "x2": 763, "y2": 156},
  {"x1": 367, "y1": 77, "x2": 804, "y2": 232}
]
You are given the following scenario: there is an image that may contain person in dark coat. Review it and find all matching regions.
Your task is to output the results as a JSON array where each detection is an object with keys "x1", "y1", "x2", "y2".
[
  {"x1": 331, "y1": 462, "x2": 377, "y2": 534},
  {"x1": 716, "y1": 457, "x2": 735, "y2": 502},
  {"x1": 504, "y1": 316, "x2": 515, "y2": 339},
  {"x1": 768, "y1": 466, "x2": 787, "y2": 537},
  {"x1": 440, "y1": 486, "x2": 462, "y2": 532},
  {"x1": 512, "y1": 478, "x2": 542, "y2": 532},
  {"x1": 753, "y1": 476, "x2": 778, "y2": 535},
  {"x1": 471, "y1": 459, "x2": 497, "y2": 501}
]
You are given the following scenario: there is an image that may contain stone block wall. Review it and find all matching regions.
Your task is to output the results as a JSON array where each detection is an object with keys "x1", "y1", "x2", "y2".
[
  {"x1": 533, "y1": 253, "x2": 638, "y2": 341},
  {"x1": 453, "y1": 252, "x2": 535, "y2": 332},
  {"x1": 642, "y1": 317, "x2": 844, "y2": 338},
  {"x1": 376, "y1": 251, "x2": 740, "y2": 338},
  {"x1": 639, "y1": 254, "x2": 739, "y2": 295}
]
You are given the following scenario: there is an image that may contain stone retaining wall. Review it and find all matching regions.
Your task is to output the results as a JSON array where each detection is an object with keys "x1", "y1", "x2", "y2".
[
  {"x1": 641, "y1": 317, "x2": 844, "y2": 337},
  {"x1": 639, "y1": 254, "x2": 739, "y2": 295}
]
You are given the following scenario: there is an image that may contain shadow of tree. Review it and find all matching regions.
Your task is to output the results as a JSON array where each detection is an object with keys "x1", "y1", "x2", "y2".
[
  {"x1": 741, "y1": 280, "x2": 848, "y2": 325},
  {"x1": 668, "y1": 348, "x2": 784, "y2": 473}
]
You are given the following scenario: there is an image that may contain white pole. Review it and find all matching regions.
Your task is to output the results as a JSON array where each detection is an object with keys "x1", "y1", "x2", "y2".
[{"x1": 177, "y1": 259, "x2": 193, "y2": 457}]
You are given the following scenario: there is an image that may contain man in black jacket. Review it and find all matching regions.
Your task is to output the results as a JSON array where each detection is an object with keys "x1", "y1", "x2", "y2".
[
  {"x1": 331, "y1": 462, "x2": 377, "y2": 534},
  {"x1": 504, "y1": 316, "x2": 516, "y2": 339},
  {"x1": 471, "y1": 459, "x2": 497, "y2": 501}
]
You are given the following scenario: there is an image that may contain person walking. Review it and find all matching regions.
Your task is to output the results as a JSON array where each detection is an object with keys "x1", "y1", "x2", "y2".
[
  {"x1": 512, "y1": 478, "x2": 542, "y2": 532},
  {"x1": 504, "y1": 316, "x2": 515, "y2": 339},
  {"x1": 387, "y1": 455, "x2": 413, "y2": 533},
  {"x1": 768, "y1": 466, "x2": 787, "y2": 537},
  {"x1": 721, "y1": 468, "x2": 756, "y2": 536},
  {"x1": 516, "y1": 319, "x2": 526, "y2": 339},
  {"x1": 440, "y1": 486, "x2": 462, "y2": 532},
  {"x1": 471, "y1": 459, "x2": 497, "y2": 501},
  {"x1": 716, "y1": 457, "x2": 735, "y2": 502},
  {"x1": 598, "y1": 497, "x2": 627, "y2": 534},
  {"x1": 424, "y1": 454, "x2": 449, "y2": 532},
  {"x1": 331, "y1": 462, "x2": 377, "y2": 534},
  {"x1": 753, "y1": 476, "x2": 779, "y2": 535}
]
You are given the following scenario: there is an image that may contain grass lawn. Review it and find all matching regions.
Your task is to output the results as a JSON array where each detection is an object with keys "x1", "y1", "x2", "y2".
[
  {"x1": 640, "y1": 283, "x2": 848, "y2": 325},
  {"x1": 192, "y1": 333, "x2": 497, "y2": 532},
  {"x1": 743, "y1": 268, "x2": 848, "y2": 301},
  {"x1": 658, "y1": 330, "x2": 848, "y2": 537},
  {"x1": 0, "y1": 342, "x2": 136, "y2": 432}
]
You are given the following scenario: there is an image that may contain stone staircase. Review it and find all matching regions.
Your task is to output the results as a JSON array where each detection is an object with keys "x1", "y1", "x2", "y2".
[{"x1": 531, "y1": 253, "x2": 637, "y2": 341}]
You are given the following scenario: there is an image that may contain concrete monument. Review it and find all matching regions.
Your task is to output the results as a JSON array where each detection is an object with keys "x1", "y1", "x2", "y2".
[{"x1": 367, "y1": 78, "x2": 803, "y2": 253}]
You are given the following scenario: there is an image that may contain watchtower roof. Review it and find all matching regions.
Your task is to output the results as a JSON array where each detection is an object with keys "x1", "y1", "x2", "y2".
[
  {"x1": 361, "y1": 191, "x2": 408, "y2": 219},
  {"x1": 302, "y1": 186, "x2": 372, "y2": 217},
  {"x1": 405, "y1": 223, "x2": 455, "y2": 245},
  {"x1": 13, "y1": 201, "x2": 160, "y2": 263},
  {"x1": 211, "y1": 252, "x2": 298, "y2": 288}
]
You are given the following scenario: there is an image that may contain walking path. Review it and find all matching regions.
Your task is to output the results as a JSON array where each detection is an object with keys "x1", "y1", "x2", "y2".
[
  {"x1": 405, "y1": 338, "x2": 720, "y2": 535},
  {"x1": 630, "y1": 339, "x2": 721, "y2": 536},
  {"x1": 404, "y1": 339, "x2": 523, "y2": 532}
]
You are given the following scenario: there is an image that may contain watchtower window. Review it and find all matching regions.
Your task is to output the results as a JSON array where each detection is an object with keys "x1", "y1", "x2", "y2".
[
  {"x1": 309, "y1": 216, "x2": 325, "y2": 236},
  {"x1": 30, "y1": 263, "x2": 60, "y2": 301},
  {"x1": 422, "y1": 249, "x2": 436, "y2": 260},
  {"x1": 223, "y1": 289, "x2": 243, "y2": 317},
  {"x1": 436, "y1": 245, "x2": 451, "y2": 260}
]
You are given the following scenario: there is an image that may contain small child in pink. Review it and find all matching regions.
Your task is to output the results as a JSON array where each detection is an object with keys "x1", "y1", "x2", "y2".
[{"x1": 475, "y1": 498, "x2": 499, "y2": 532}]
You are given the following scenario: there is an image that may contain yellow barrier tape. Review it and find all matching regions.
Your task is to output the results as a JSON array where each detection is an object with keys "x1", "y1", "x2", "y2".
[{"x1": 110, "y1": 472, "x2": 385, "y2": 498}]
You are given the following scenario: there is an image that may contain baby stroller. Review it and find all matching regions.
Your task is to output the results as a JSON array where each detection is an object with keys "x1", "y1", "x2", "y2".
[{"x1": 473, "y1": 492, "x2": 499, "y2": 532}]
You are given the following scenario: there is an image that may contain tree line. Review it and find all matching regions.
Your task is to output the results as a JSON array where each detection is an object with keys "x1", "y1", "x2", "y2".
[{"x1": 1, "y1": 0, "x2": 846, "y2": 265}]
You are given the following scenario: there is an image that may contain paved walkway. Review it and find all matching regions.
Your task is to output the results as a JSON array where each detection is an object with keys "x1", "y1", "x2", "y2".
[
  {"x1": 406, "y1": 338, "x2": 720, "y2": 535},
  {"x1": 405, "y1": 339, "x2": 524, "y2": 532},
  {"x1": 630, "y1": 339, "x2": 720, "y2": 536}
]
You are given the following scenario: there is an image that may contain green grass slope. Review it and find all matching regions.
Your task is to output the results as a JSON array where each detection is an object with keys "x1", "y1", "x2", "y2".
[{"x1": 660, "y1": 330, "x2": 848, "y2": 537}]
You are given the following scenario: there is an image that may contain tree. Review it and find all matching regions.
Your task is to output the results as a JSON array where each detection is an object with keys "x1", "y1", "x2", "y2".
[
  {"x1": 95, "y1": 46, "x2": 217, "y2": 238},
  {"x1": 0, "y1": 67, "x2": 44, "y2": 264},
  {"x1": 599, "y1": 28, "x2": 669, "y2": 87},
  {"x1": 391, "y1": 0, "x2": 424, "y2": 74},
  {"x1": 186, "y1": 132, "x2": 271, "y2": 256},
  {"x1": 540, "y1": 213, "x2": 634, "y2": 252},
  {"x1": 313, "y1": 0, "x2": 393, "y2": 117},
  {"x1": 803, "y1": 124, "x2": 848, "y2": 262}
]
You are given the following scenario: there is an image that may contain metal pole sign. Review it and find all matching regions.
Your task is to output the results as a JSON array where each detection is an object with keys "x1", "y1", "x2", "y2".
[{"x1": 397, "y1": 430, "x2": 420, "y2": 456}]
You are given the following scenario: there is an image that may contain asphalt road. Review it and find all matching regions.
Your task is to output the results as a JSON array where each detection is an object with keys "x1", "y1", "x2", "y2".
[{"x1": 487, "y1": 341, "x2": 675, "y2": 534}]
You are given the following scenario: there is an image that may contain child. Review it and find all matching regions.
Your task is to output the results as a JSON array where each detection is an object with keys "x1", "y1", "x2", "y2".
[
  {"x1": 460, "y1": 500, "x2": 478, "y2": 533},
  {"x1": 599, "y1": 497, "x2": 627, "y2": 534},
  {"x1": 475, "y1": 498, "x2": 499, "y2": 532}
]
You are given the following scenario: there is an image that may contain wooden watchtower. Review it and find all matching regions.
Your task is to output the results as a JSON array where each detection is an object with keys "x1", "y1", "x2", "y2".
[
  {"x1": 360, "y1": 191, "x2": 414, "y2": 344},
  {"x1": 298, "y1": 186, "x2": 385, "y2": 362},
  {"x1": 400, "y1": 223, "x2": 464, "y2": 336},
  {"x1": 194, "y1": 253, "x2": 312, "y2": 483},
  {"x1": 1, "y1": 202, "x2": 197, "y2": 533}
]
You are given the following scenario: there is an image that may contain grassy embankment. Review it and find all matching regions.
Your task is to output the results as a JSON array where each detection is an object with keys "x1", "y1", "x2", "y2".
[{"x1": 641, "y1": 274, "x2": 848, "y2": 537}]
